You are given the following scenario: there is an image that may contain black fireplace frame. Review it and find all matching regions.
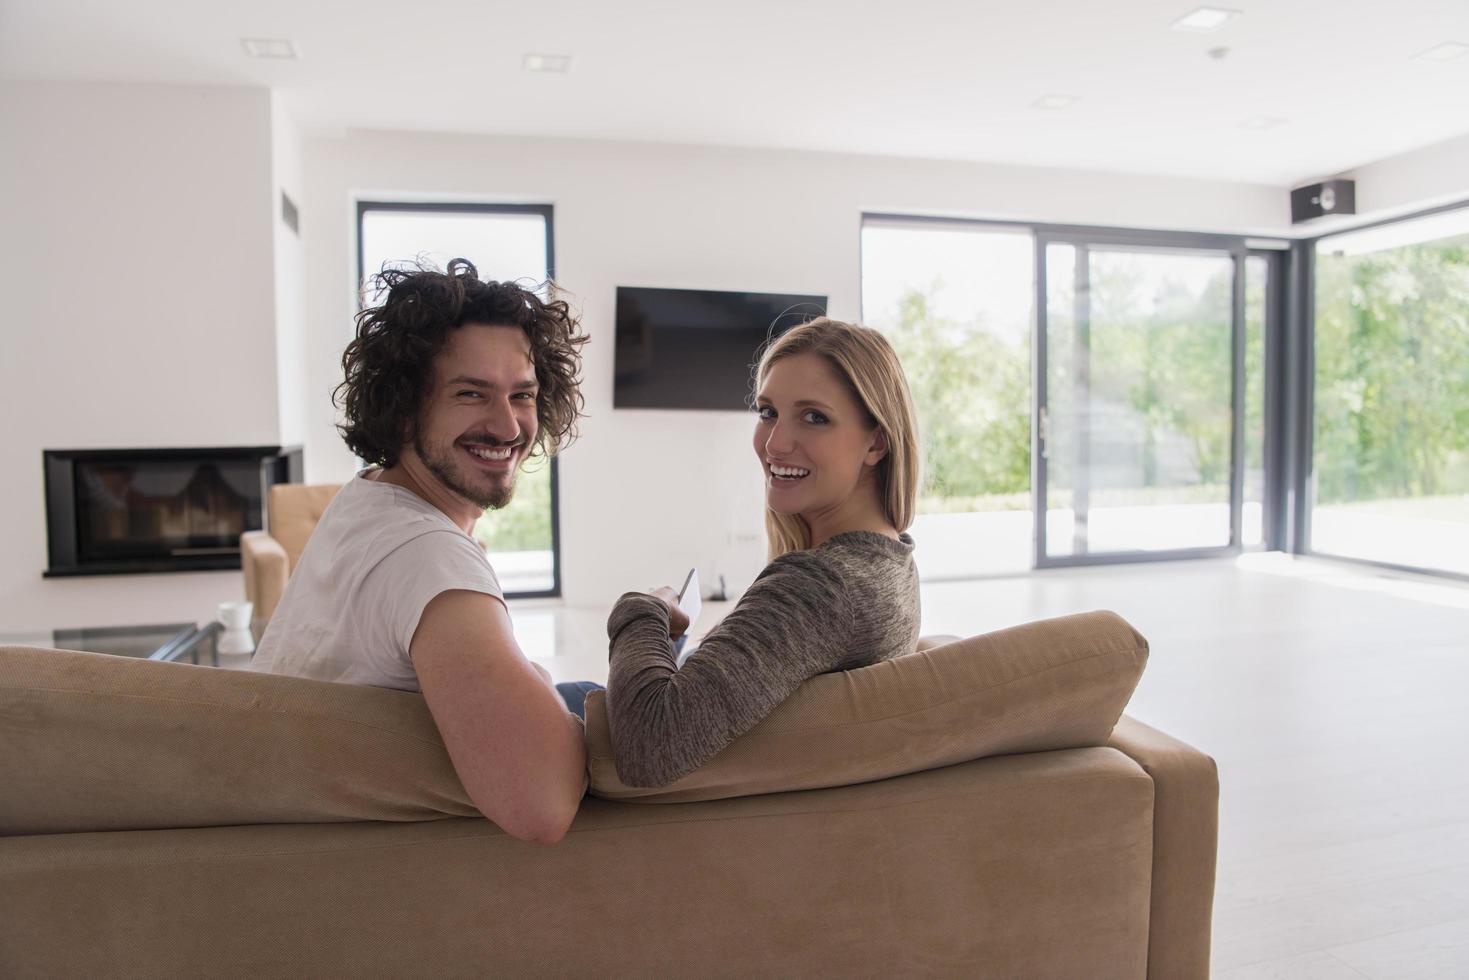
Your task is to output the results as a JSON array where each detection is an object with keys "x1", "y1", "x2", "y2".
[{"x1": 43, "y1": 446, "x2": 303, "y2": 577}]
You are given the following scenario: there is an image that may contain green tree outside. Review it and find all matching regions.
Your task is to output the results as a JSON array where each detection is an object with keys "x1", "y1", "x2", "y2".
[
  {"x1": 882, "y1": 258, "x2": 1237, "y2": 513},
  {"x1": 882, "y1": 281, "x2": 1031, "y2": 512},
  {"x1": 1315, "y1": 240, "x2": 1469, "y2": 505},
  {"x1": 473, "y1": 457, "x2": 553, "y2": 553},
  {"x1": 875, "y1": 235, "x2": 1468, "y2": 533}
]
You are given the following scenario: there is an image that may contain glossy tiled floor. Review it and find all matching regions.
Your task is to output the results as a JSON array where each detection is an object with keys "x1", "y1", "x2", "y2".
[{"x1": 512, "y1": 554, "x2": 1469, "y2": 979}]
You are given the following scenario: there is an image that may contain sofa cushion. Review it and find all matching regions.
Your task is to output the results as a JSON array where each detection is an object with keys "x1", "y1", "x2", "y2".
[
  {"x1": 0, "y1": 645, "x2": 475, "y2": 835},
  {"x1": 585, "y1": 609, "x2": 1148, "y2": 802}
]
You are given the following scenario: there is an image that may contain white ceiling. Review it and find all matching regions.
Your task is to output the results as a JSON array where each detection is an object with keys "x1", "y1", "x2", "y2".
[{"x1": 3, "y1": 0, "x2": 1468, "y2": 186}]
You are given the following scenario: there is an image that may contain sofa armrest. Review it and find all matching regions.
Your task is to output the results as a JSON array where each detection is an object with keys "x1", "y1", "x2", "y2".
[
  {"x1": 241, "y1": 530, "x2": 289, "y2": 632},
  {"x1": 1107, "y1": 715, "x2": 1219, "y2": 980}
]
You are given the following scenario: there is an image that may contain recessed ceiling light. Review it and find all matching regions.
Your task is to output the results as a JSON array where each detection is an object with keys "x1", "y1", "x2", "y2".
[
  {"x1": 1240, "y1": 116, "x2": 1286, "y2": 130},
  {"x1": 241, "y1": 38, "x2": 299, "y2": 60},
  {"x1": 1414, "y1": 42, "x2": 1469, "y2": 63},
  {"x1": 1171, "y1": 7, "x2": 1240, "y2": 32},
  {"x1": 523, "y1": 54, "x2": 571, "y2": 73},
  {"x1": 1032, "y1": 94, "x2": 1079, "y2": 110}
]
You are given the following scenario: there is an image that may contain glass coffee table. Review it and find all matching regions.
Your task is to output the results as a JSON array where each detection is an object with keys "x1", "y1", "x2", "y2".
[{"x1": 1, "y1": 621, "x2": 224, "y2": 665}]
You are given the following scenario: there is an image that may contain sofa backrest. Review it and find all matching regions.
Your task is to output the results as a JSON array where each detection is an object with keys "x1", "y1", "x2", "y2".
[
  {"x1": 0, "y1": 644, "x2": 475, "y2": 836},
  {"x1": 0, "y1": 610, "x2": 1148, "y2": 835},
  {"x1": 585, "y1": 609, "x2": 1149, "y2": 802}
]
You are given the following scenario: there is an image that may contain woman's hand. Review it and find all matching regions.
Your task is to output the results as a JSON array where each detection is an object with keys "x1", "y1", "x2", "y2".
[{"x1": 647, "y1": 586, "x2": 691, "y2": 640}]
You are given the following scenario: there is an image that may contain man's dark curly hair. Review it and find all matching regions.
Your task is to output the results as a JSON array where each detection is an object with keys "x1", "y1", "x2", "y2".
[{"x1": 335, "y1": 259, "x2": 588, "y2": 467}]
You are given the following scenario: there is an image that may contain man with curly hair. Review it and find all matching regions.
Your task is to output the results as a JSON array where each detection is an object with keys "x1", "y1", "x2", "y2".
[{"x1": 251, "y1": 259, "x2": 591, "y2": 845}]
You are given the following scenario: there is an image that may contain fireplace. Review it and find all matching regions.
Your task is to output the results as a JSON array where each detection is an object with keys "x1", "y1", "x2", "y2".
[{"x1": 44, "y1": 446, "x2": 303, "y2": 576}]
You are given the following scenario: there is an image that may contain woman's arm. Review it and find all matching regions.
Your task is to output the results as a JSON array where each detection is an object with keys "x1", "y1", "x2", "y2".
[{"x1": 605, "y1": 552, "x2": 853, "y2": 787}]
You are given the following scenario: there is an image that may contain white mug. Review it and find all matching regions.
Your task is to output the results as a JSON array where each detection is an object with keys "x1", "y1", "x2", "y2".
[
  {"x1": 217, "y1": 600, "x2": 254, "y2": 632},
  {"x1": 217, "y1": 628, "x2": 256, "y2": 656}
]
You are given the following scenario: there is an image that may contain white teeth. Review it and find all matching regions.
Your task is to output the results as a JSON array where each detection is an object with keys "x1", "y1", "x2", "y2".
[
  {"x1": 770, "y1": 464, "x2": 810, "y2": 478},
  {"x1": 467, "y1": 446, "x2": 513, "y2": 460}
]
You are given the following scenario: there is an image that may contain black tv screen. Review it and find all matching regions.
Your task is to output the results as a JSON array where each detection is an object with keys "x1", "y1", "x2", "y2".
[{"x1": 613, "y1": 286, "x2": 828, "y2": 410}]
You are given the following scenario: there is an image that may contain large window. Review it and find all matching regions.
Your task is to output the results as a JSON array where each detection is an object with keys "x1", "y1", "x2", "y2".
[
  {"x1": 861, "y1": 220, "x2": 1034, "y2": 576},
  {"x1": 863, "y1": 216, "x2": 1273, "y2": 575},
  {"x1": 357, "y1": 203, "x2": 560, "y2": 596},
  {"x1": 1310, "y1": 206, "x2": 1469, "y2": 577}
]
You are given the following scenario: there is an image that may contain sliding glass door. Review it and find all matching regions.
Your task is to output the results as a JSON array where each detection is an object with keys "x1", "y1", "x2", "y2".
[
  {"x1": 1036, "y1": 235, "x2": 1248, "y2": 564},
  {"x1": 864, "y1": 215, "x2": 1277, "y2": 574}
]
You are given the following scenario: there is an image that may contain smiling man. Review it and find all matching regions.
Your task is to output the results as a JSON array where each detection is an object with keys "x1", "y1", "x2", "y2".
[{"x1": 251, "y1": 259, "x2": 591, "y2": 844}]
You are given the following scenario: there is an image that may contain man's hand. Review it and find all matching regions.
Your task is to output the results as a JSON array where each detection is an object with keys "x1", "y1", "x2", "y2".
[{"x1": 647, "y1": 586, "x2": 691, "y2": 639}]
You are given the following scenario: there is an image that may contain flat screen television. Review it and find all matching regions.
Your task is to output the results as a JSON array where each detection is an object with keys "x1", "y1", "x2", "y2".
[{"x1": 613, "y1": 286, "x2": 828, "y2": 410}]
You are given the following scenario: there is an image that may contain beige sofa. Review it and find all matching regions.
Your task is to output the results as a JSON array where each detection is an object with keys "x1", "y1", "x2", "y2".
[{"x1": 0, "y1": 611, "x2": 1217, "y2": 979}]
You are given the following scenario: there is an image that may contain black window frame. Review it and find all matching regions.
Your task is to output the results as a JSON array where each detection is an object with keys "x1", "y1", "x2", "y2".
[{"x1": 355, "y1": 200, "x2": 563, "y2": 599}]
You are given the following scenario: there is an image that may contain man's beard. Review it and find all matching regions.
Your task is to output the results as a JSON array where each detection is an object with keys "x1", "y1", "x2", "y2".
[{"x1": 415, "y1": 430, "x2": 518, "y2": 511}]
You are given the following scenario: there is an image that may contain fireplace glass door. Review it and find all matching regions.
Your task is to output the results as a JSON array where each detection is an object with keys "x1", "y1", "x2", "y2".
[
  {"x1": 44, "y1": 446, "x2": 299, "y2": 576},
  {"x1": 74, "y1": 458, "x2": 262, "y2": 563}
]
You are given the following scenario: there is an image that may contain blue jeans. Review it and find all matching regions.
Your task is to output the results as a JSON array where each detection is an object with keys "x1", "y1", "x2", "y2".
[
  {"x1": 555, "y1": 681, "x2": 603, "y2": 720},
  {"x1": 555, "y1": 636, "x2": 686, "y2": 719}
]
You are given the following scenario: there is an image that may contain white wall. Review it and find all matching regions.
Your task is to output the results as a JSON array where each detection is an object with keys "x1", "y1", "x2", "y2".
[
  {"x1": 0, "y1": 81, "x2": 281, "y2": 632},
  {"x1": 1346, "y1": 130, "x2": 1469, "y2": 221},
  {"x1": 301, "y1": 130, "x2": 1289, "y2": 609},
  {"x1": 1276, "y1": 131, "x2": 1469, "y2": 239},
  {"x1": 4, "y1": 79, "x2": 1465, "y2": 631},
  {"x1": 271, "y1": 91, "x2": 309, "y2": 448}
]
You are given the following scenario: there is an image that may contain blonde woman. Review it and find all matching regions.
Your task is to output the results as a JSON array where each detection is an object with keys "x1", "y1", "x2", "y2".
[{"x1": 605, "y1": 317, "x2": 922, "y2": 787}]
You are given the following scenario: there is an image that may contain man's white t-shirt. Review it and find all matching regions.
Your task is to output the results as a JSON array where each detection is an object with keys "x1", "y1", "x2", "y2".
[{"x1": 250, "y1": 470, "x2": 505, "y2": 692}]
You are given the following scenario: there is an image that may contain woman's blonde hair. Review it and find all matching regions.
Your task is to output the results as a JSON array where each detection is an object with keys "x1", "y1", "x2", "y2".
[{"x1": 753, "y1": 317, "x2": 920, "y2": 560}]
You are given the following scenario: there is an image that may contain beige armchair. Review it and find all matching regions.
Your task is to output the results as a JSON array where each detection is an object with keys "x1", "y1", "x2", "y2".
[{"x1": 240, "y1": 483, "x2": 341, "y2": 634}]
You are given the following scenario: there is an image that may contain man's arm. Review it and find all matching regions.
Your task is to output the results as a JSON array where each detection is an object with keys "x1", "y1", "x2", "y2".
[
  {"x1": 528, "y1": 660, "x2": 558, "y2": 690},
  {"x1": 411, "y1": 589, "x2": 586, "y2": 845}
]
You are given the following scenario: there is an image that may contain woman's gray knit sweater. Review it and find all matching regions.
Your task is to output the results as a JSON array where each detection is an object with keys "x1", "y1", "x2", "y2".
[{"x1": 605, "y1": 530, "x2": 920, "y2": 787}]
